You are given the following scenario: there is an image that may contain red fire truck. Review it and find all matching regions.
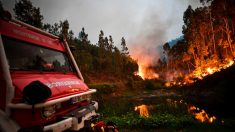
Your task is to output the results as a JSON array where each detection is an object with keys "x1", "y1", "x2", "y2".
[{"x1": 0, "y1": 15, "x2": 98, "y2": 131}]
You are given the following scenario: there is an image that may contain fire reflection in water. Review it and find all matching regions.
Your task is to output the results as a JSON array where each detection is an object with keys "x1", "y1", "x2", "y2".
[
  {"x1": 166, "y1": 99, "x2": 218, "y2": 123},
  {"x1": 188, "y1": 105, "x2": 216, "y2": 123},
  {"x1": 134, "y1": 104, "x2": 149, "y2": 118}
]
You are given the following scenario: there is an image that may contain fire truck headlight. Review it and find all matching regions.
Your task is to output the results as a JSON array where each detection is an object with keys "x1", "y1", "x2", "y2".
[{"x1": 42, "y1": 105, "x2": 56, "y2": 118}]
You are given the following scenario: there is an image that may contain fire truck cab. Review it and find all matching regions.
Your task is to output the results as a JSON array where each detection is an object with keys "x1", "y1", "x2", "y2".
[{"x1": 0, "y1": 16, "x2": 98, "y2": 132}]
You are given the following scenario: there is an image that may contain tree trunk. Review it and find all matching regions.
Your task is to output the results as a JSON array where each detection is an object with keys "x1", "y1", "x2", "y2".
[
  {"x1": 223, "y1": 18, "x2": 234, "y2": 57},
  {"x1": 187, "y1": 62, "x2": 191, "y2": 73},
  {"x1": 210, "y1": 10, "x2": 216, "y2": 55}
]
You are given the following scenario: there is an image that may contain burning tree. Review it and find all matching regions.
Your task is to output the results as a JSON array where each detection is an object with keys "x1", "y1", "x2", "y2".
[{"x1": 153, "y1": 0, "x2": 235, "y2": 86}]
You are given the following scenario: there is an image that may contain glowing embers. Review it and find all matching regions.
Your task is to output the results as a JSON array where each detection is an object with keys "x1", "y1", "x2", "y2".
[
  {"x1": 134, "y1": 104, "x2": 149, "y2": 118},
  {"x1": 165, "y1": 59, "x2": 235, "y2": 87},
  {"x1": 206, "y1": 67, "x2": 214, "y2": 75},
  {"x1": 188, "y1": 105, "x2": 216, "y2": 123},
  {"x1": 192, "y1": 59, "x2": 234, "y2": 79}
]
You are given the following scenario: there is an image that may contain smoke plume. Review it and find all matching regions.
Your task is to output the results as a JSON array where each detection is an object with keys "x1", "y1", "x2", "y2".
[{"x1": 129, "y1": 0, "x2": 202, "y2": 79}]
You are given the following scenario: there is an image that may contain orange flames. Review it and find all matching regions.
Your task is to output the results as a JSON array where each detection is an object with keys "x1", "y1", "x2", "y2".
[
  {"x1": 165, "y1": 59, "x2": 235, "y2": 87},
  {"x1": 191, "y1": 59, "x2": 234, "y2": 79},
  {"x1": 134, "y1": 104, "x2": 150, "y2": 118},
  {"x1": 130, "y1": 44, "x2": 159, "y2": 80},
  {"x1": 137, "y1": 64, "x2": 159, "y2": 79},
  {"x1": 188, "y1": 105, "x2": 216, "y2": 123}
]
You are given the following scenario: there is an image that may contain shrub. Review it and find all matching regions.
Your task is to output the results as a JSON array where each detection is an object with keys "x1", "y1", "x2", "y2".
[
  {"x1": 88, "y1": 83, "x2": 116, "y2": 94},
  {"x1": 103, "y1": 113, "x2": 196, "y2": 129},
  {"x1": 143, "y1": 79, "x2": 156, "y2": 90}
]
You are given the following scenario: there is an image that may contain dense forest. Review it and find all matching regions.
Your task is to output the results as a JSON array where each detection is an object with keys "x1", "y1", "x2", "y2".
[
  {"x1": 0, "y1": 0, "x2": 139, "y2": 83},
  {"x1": 155, "y1": 0, "x2": 235, "y2": 84},
  {"x1": 1, "y1": 0, "x2": 235, "y2": 85},
  {"x1": 1, "y1": 1, "x2": 235, "y2": 130}
]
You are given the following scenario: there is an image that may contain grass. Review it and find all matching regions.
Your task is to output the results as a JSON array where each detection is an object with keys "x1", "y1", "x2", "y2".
[
  {"x1": 90, "y1": 80, "x2": 235, "y2": 131},
  {"x1": 104, "y1": 113, "x2": 196, "y2": 129},
  {"x1": 88, "y1": 83, "x2": 116, "y2": 94}
]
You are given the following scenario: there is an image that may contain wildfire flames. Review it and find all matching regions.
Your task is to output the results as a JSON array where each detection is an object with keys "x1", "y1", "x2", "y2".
[
  {"x1": 133, "y1": 57, "x2": 234, "y2": 86},
  {"x1": 165, "y1": 59, "x2": 235, "y2": 87},
  {"x1": 134, "y1": 104, "x2": 149, "y2": 118},
  {"x1": 137, "y1": 64, "x2": 159, "y2": 79},
  {"x1": 192, "y1": 59, "x2": 234, "y2": 78},
  {"x1": 188, "y1": 105, "x2": 216, "y2": 123},
  {"x1": 130, "y1": 44, "x2": 159, "y2": 80}
]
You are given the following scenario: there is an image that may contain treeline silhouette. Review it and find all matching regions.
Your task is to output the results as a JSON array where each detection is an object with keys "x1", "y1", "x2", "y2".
[{"x1": 0, "y1": 0, "x2": 138, "y2": 82}]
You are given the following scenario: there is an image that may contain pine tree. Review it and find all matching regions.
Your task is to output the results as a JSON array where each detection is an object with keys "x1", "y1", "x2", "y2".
[
  {"x1": 79, "y1": 27, "x2": 89, "y2": 45},
  {"x1": 97, "y1": 30, "x2": 105, "y2": 70},
  {"x1": 104, "y1": 37, "x2": 109, "y2": 51},
  {"x1": 108, "y1": 35, "x2": 114, "y2": 52},
  {"x1": 98, "y1": 30, "x2": 105, "y2": 48},
  {"x1": 121, "y1": 37, "x2": 129, "y2": 55},
  {"x1": 14, "y1": 0, "x2": 43, "y2": 28}
]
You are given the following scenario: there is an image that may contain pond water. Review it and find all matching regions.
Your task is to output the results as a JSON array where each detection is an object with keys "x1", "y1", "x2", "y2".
[{"x1": 93, "y1": 89, "x2": 234, "y2": 131}]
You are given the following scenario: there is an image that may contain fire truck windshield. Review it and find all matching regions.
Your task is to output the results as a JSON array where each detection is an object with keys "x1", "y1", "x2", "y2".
[{"x1": 2, "y1": 36, "x2": 74, "y2": 72}]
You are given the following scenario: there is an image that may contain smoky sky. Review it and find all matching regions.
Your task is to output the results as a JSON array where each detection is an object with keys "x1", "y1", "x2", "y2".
[{"x1": 1, "y1": 0, "x2": 201, "y2": 57}]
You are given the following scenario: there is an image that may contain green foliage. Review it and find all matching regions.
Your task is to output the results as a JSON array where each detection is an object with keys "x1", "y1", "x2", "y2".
[
  {"x1": 88, "y1": 83, "x2": 116, "y2": 94},
  {"x1": 143, "y1": 79, "x2": 156, "y2": 90},
  {"x1": 93, "y1": 80, "x2": 235, "y2": 131},
  {"x1": 43, "y1": 20, "x2": 70, "y2": 41},
  {"x1": 105, "y1": 113, "x2": 196, "y2": 129},
  {"x1": 121, "y1": 37, "x2": 129, "y2": 55},
  {"x1": 14, "y1": 0, "x2": 43, "y2": 28},
  {"x1": 12, "y1": 0, "x2": 138, "y2": 81},
  {"x1": 43, "y1": 22, "x2": 62, "y2": 36},
  {"x1": 70, "y1": 28, "x2": 138, "y2": 77},
  {"x1": 143, "y1": 79, "x2": 165, "y2": 90},
  {"x1": 126, "y1": 77, "x2": 134, "y2": 89}
]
